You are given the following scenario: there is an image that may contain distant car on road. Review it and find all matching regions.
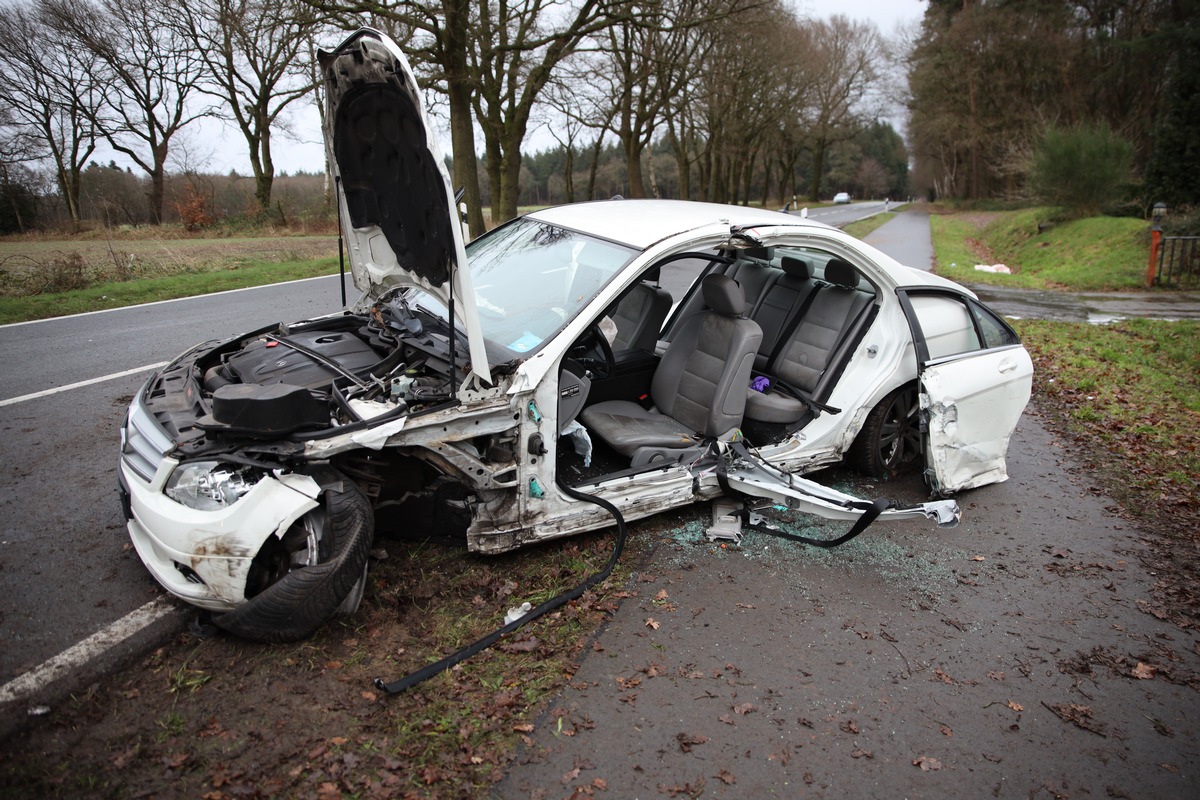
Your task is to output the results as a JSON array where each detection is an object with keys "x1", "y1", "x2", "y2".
[{"x1": 833, "y1": 192, "x2": 851, "y2": 204}]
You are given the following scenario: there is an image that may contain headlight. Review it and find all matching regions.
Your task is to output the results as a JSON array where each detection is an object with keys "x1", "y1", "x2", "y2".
[{"x1": 165, "y1": 461, "x2": 265, "y2": 511}]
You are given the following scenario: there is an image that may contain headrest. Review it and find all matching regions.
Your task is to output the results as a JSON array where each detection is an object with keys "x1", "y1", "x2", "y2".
[
  {"x1": 702, "y1": 273, "x2": 744, "y2": 316},
  {"x1": 781, "y1": 256, "x2": 810, "y2": 279},
  {"x1": 824, "y1": 258, "x2": 859, "y2": 289}
]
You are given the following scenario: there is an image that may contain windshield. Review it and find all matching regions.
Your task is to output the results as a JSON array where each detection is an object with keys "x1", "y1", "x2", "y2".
[{"x1": 413, "y1": 217, "x2": 638, "y2": 356}]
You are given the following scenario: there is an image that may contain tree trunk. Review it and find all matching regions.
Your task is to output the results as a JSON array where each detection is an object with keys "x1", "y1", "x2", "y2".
[
  {"x1": 564, "y1": 143, "x2": 575, "y2": 203},
  {"x1": 495, "y1": 134, "x2": 523, "y2": 225},
  {"x1": 445, "y1": 0, "x2": 486, "y2": 237},
  {"x1": 761, "y1": 159, "x2": 772, "y2": 208},
  {"x1": 646, "y1": 146, "x2": 660, "y2": 198},
  {"x1": 148, "y1": 145, "x2": 168, "y2": 225},
  {"x1": 807, "y1": 138, "x2": 827, "y2": 201},
  {"x1": 448, "y1": 80, "x2": 485, "y2": 236},
  {"x1": 586, "y1": 134, "x2": 604, "y2": 201},
  {"x1": 625, "y1": 140, "x2": 646, "y2": 198}
]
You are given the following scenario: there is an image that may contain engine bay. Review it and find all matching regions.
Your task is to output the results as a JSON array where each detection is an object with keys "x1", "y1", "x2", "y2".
[{"x1": 142, "y1": 291, "x2": 491, "y2": 455}]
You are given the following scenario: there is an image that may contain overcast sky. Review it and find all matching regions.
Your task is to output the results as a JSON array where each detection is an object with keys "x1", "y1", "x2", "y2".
[{"x1": 145, "y1": 0, "x2": 928, "y2": 177}]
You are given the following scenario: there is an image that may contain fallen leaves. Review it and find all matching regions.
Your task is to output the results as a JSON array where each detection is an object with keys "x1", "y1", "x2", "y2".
[
  {"x1": 913, "y1": 755, "x2": 943, "y2": 771},
  {"x1": 1131, "y1": 661, "x2": 1157, "y2": 680},
  {"x1": 1042, "y1": 702, "x2": 1108, "y2": 737},
  {"x1": 659, "y1": 778, "x2": 706, "y2": 798},
  {"x1": 732, "y1": 702, "x2": 758, "y2": 716},
  {"x1": 676, "y1": 732, "x2": 710, "y2": 753},
  {"x1": 645, "y1": 618, "x2": 660, "y2": 630},
  {"x1": 1007, "y1": 700, "x2": 1024, "y2": 712},
  {"x1": 932, "y1": 667, "x2": 955, "y2": 685}
]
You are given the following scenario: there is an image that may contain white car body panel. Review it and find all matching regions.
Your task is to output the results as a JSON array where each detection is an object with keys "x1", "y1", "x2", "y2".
[
  {"x1": 320, "y1": 29, "x2": 491, "y2": 385},
  {"x1": 920, "y1": 347, "x2": 1034, "y2": 493},
  {"x1": 123, "y1": 460, "x2": 320, "y2": 611}
]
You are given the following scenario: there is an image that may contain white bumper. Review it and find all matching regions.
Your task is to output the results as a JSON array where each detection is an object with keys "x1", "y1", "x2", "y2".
[{"x1": 120, "y1": 459, "x2": 320, "y2": 612}]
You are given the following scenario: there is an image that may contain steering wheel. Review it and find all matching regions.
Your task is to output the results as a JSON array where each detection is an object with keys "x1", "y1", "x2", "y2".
[{"x1": 582, "y1": 321, "x2": 616, "y2": 379}]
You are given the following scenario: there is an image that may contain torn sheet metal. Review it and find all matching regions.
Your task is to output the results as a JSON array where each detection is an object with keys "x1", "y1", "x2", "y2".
[{"x1": 711, "y1": 442, "x2": 961, "y2": 529}]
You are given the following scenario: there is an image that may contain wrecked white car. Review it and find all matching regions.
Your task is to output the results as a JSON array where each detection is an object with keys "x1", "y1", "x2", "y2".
[{"x1": 117, "y1": 29, "x2": 1032, "y2": 642}]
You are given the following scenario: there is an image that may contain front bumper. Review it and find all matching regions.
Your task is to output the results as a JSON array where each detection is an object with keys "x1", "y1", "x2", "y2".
[
  {"x1": 119, "y1": 381, "x2": 322, "y2": 611},
  {"x1": 120, "y1": 459, "x2": 321, "y2": 611}
]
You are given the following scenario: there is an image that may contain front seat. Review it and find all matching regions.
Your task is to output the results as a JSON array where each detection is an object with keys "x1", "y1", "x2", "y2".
[
  {"x1": 611, "y1": 280, "x2": 672, "y2": 353},
  {"x1": 581, "y1": 273, "x2": 763, "y2": 466}
]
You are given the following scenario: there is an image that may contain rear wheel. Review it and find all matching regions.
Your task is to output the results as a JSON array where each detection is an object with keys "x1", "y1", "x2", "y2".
[
  {"x1": 848, "y1": 385, "x2": 921, "y2": 478},
  {"x1": 214, "y1": 474, "x2": 374, "y2": 643}
]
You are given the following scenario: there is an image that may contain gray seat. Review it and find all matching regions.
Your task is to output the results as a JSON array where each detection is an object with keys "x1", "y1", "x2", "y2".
[
  {"x1": 748, "y1": 256, "x2": 818, "y2": 370},
  {"x1": 581, "y1": 274, "x2": 763, "y2": 465},
  {"x1": 745, "y1": 258, "x2": 874, "y2": 424},
  {"x1": 611, "y1": 280, "x2": 672, "y2": 352}
]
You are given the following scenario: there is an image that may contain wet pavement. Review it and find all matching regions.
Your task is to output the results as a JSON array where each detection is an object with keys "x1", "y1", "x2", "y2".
[
  {"x1": 495, "y1": 415, "x2": 1200, "y2": 799},
  {"x1": 964, "y1": 283, "x2": 1200, "y2": 323},
  {"x1": 860, "y1": 211, "x2": 1200, "y2": 322}
]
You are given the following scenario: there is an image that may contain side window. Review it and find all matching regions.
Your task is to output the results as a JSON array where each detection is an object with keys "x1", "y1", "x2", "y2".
[
  {"x1": 970, "y1": 300, "x2": 1021, "y2": 349},
  {"x1": 909, "y1": 294, "x2": 981, "y2": 359}
]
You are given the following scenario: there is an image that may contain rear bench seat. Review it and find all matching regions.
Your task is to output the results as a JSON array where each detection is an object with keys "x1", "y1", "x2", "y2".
[{"x1": 744, "y1": 257, "x2": 874, "y2": 424}]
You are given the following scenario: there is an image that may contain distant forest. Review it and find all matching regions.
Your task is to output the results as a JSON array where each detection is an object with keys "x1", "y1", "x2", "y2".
[{"x1": 2, "y1": 0, "x2": 1196, "y2": 235}]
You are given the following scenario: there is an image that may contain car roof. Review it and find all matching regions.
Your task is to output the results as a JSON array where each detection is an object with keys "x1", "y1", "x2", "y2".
[{"x1": 525, "y1": 199, "x2": 824, "y2": 250}]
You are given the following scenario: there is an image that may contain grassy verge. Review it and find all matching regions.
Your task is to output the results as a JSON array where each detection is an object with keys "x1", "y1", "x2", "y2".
[
  {"x1": 930, "y1": 207, "x2": 1150, "y2": 291},
  {"x1": 0, "y1": 258, "x2": 340, "y2": 324},
  {"x1": 842, "y1": 212, "x2": 897, "y2": 239},
  {"x1": 0, "y1": 509, "x2": 679, "y2": 798},
  {"x1": 1012, "y1": 317, "x2": 1200, "y2": 622}
]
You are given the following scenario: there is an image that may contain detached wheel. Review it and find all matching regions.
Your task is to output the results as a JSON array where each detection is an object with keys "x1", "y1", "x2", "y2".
[
  {"x1": 849, "y1": 385, "x2": 921, "y2": 478},
  {"x1": 214, "y1": 474, "x2": 374, "y2": 643}
]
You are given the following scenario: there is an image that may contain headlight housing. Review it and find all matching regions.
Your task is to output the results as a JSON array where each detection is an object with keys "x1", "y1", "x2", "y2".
[{"x1": 165, "y1": 461, "x2": 265, "y2": 511}]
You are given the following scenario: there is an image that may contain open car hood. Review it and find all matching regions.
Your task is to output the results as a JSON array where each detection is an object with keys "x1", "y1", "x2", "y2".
[{"x1": 319, "y1": 28, "x2": 491, "y2": 384}]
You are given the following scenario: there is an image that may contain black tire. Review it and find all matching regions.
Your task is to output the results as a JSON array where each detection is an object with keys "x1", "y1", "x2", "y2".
[
  {"x1": 848, "y1": 384, "x2": 921, "y2": 478},
  {"x1": 213, "y1": 475, "x2": 374, "y2": 643}
]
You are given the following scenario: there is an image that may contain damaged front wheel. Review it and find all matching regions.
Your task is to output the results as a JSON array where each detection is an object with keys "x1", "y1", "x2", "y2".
[{"x1": 213, "y1": 473, "x2": 374, "y2": 643}]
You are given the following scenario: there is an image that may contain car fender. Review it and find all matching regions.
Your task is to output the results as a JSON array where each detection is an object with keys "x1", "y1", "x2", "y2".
[{"x1": 123, "y1": 461, "x2": 321, "y2": 610}]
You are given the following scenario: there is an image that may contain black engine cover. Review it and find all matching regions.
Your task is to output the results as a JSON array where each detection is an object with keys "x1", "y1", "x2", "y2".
[
  {"x1": 206, "y1": 383, "x2": 329, "y2": 434},
  {"x1": 223, "y1": 331, "x2": 381, "y2": 389}
]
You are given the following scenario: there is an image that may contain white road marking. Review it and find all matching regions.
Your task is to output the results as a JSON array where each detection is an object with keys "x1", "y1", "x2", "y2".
[
  {"x1": 0, "y1": 272, "x2": 349, "y2": 330},
  {"x1": 0, "y1": 598, "x2": 178, "y2": 706},
  {"x1": 0, "y1": 362, "x2": 171, "y2": 407}
]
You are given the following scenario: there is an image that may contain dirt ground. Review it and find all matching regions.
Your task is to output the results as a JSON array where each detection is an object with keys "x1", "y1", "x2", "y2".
[{"x1": 1, "y1": 405, "x2": 1197, "y2": 799}]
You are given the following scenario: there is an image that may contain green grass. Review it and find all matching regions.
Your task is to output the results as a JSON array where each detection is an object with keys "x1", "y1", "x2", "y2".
[
  {"x1": 0, "y1": 257, "x2": 339, "y2": 324},
  {"x1": 931, "y1": 207, "x2": 1151, "y2": 291},
  {"x1": 842, "y1": 212, "x2": 897, "y2": 239},
  {"x1": 1012, "y1": 318, "x2": 1200, "y2": 520}
]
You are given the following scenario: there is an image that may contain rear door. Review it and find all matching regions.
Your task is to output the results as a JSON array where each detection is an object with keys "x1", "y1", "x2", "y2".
[{"x1": 897, "y1": 290, "x2": 1033, "y2": 493}]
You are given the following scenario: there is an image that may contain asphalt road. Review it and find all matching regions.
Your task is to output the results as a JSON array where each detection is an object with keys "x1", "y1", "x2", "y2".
[
  {"x1": 0, "y1": 203, "x2": 889, "y2": 691},
  {"x1": 0, "y1": 273, "x2": 354, "y2": 685}
]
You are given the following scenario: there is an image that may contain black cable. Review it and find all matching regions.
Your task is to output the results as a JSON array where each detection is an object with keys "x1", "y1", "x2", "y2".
[{"x1": 373, "y1": 478, "x2": 628, "y2": 695}]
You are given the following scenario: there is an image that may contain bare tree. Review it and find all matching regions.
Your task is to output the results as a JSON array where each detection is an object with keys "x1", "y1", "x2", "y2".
[
  {"x1": 181, "y1": 0, "x2": 321, "y2": 216},
  {"x1": 305, "y1": 1, "x2": 490, "y2": 235},
  {"x1": 309, "y1": 2, "x2": 630, "y2": 229},
  {"x1": 801, "y1": 15, "x2": 882, "y2": 201},
  {"x1": 582, "y1": 0, "x2": 766, "y2": 200},
  {"x1": 42, "y1": 0, "x2": 212, "y2": 224},
  {"x1": 0, "y1": 1, "x2": 103, "y2": 227}
]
